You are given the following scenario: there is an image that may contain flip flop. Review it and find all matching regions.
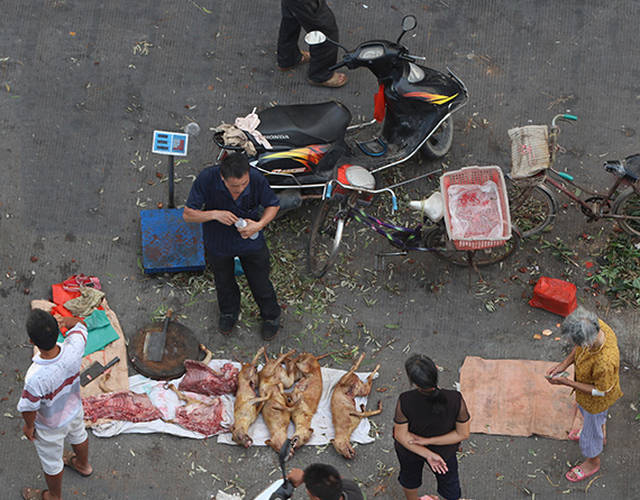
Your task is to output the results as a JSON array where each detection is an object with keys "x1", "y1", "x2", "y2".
[
  {"x1": 568, "y1": 429, "x2": 581, "y2": 441},
  {"x1": 278, "y1": 50, "x2": 310, "y2": 71},
  {"x1": 565, "y1": 464, "x2": 600, "y2": 482},
  {"x1": 63, "y1": 451, "x2": 92, "y2": 477},
  {"x1": 308, "y1": 72, "x2": 348, "y2": 88},
  {"x1": 21, "y1": 488, "x2": 47, "y2": 500}
]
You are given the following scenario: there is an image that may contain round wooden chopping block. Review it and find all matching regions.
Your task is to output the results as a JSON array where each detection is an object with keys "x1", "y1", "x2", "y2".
[{"x1": 129, "y1": 321, "x2": 202, "y2": 380}]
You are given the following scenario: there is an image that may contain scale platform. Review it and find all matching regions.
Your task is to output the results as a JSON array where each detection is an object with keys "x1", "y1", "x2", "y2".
[{"x1": 140, "y1": 208, "x2": 206, "y2": 273}]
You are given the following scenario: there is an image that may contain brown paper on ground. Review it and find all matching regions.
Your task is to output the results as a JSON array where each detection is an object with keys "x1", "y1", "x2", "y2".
[
  {"x1": 30, "y1": 298, "x2": 129, "y2": 398},
  {"x1": 459, "y1": 356, "x2": 577, "y2": 440}
]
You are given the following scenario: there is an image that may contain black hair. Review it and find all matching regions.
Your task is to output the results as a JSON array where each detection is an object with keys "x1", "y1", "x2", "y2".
[
  {"x1": 405, "y1": 354, "x2": 447, "y2": 413},
  {"x1": 26, "y1": 309, "x2": 60, "y2": 350},
  {"x1": 220, "y1": 152, "x2": 250, "y2": 180},
  {"x1": 303, "y1": 463, "x2": 343, "y2": 500}
]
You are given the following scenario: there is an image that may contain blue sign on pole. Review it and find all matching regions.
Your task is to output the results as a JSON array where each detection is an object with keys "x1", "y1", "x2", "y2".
[{"x1": 152, "y1": 130, "x2": 189, "y2": 156}]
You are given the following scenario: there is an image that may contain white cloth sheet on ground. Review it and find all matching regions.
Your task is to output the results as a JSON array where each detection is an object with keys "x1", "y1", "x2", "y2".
[{"x1": 89, "y1": 360, "x2": 378, "y2": 447}]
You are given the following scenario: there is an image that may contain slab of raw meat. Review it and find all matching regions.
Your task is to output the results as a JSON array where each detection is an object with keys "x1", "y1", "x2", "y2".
[
  {"x1": 173, "y1": 396, "x2": 226, "y2": 436},
  {"x1": 178, "y1": 361, "x2": 238, "y2": 396},
  {"x1": 83, "y1": 391, "x2": 163, "y2": 423}
]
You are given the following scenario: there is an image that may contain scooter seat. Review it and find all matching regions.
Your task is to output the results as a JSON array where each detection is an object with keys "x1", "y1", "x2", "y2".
[{"x1": 258, "y1": 101, "x2": 351, "y2": 148}]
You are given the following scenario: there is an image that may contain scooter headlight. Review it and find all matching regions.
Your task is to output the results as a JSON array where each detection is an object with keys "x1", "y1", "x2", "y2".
[{"x1": 358, "y1": 45, "x2": 385, "y2": 61}]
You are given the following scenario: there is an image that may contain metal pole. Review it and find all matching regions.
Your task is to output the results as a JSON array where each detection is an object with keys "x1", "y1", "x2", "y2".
[{"x1": 168, "y1": 155, "x2": 175, "y2": 208}]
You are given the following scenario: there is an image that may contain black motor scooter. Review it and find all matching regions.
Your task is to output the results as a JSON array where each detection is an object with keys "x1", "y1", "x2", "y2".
[{"x1": 214, "y1": 15, "x2": 468, "y2": 212}]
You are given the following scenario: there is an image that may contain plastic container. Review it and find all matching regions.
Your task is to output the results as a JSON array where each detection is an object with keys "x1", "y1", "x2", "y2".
[
  {"x1": 440, "y1": 166, "x2": 511, "y2": 250},
  {"x1": 235, "y1": 218, "x2": 259, "y2": 240},
  {"x1": 409, "y1": 192, "x2": 444, "y2": 222},
  {"x1": 529, "y1": 277, "x2": 577, "y2": 317}
]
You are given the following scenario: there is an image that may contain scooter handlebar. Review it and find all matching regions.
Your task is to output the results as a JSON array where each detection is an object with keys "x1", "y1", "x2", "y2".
[{"x1": 328, "y1": 59, "x2": 348, "y2": 72}]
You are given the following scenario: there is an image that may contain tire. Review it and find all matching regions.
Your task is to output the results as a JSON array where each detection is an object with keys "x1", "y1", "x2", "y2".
[
  {"x1": 424, "y1": 225, "x2": 520, "y2": 267},
  {"x1": 612, "y1": 187, "x2": 640, "y2": 237},
  {"x1": 421, "y1": 116, "x2": 454, "y2": 160},
  {"x1": 307, "y1": 198, "x2": 347, "y2": 278},
  {"x1": 506, "y1": 180, "x2": 557, "y2": 238}
]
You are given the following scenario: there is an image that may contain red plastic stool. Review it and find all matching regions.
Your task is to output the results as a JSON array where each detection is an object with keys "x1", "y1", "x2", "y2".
[{"x1": 529, "y1": 277, "x2": 577, "y2": 316}]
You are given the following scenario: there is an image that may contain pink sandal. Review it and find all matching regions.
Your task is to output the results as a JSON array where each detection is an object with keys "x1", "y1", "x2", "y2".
[{"x1": 62, "y1": 274, "x2": 101, "y2": 291}]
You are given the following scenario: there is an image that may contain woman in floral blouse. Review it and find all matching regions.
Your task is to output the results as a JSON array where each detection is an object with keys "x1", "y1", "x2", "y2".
[{"x1": 546, "y1": 307, "x2": 623, "y2": 482}]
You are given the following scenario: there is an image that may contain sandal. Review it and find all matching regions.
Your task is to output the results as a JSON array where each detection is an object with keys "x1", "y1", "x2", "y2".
[
  {"x1": 567, "y1": 428, "x2": 581, "y2": 441},
  {"x1": 21, "y1": 488, "x2": 47, "y2": 500},
  {"x1": 63, "y1": 450, "x2": 92, "y2": 477},
  {"x1": 309, "y1": 72, "x2": 348, "y2": 88},
  {"x1": 62, "y1": 274, "x2": 101, "y2": 292},
  {"x1": 278, "y1": 50, "x2": 310, "y2": 71},
  {"x1": 565, "y1": 464, "x2": 600, "y2": 482}
]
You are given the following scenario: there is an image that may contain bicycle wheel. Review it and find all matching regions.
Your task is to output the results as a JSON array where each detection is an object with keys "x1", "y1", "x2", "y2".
[
  {"x1": 612, "y1": 187, "x2": 640, "y2": 237},
  {"x1": 506, "y1": 180, "x2": 557, "y2": 238},
  {"x1": 308, "y1": 198, "x2": 348, "y2": 278},
  {"x1": 421, "y1": 116, "x2": 454, "y2": 160},
  {"x1": 424, "y1": 225, "x2": 520, "y2": 266}
]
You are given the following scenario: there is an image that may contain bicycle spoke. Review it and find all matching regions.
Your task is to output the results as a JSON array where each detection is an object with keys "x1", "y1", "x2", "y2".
[{"x1": 507, "y1": 181, "x2": 557, "y2": 238}]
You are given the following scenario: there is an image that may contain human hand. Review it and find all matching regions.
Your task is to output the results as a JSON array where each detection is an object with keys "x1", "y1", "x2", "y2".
[
  {"x1": 546, "y1": 375, "x2": 569, "y2": 386},
  {"x1": 545, "y1": 363, "x2": 564, "y2": 378},
  {"x1": 213, "y1": 210, "x2": 239, "y2": 226},
  {"x1": 409, "y1": 436, "x2": 430, "y2": 446},
  {"x1": 55, "y1": 315, "x2": 81, "y2": 330},
  {"x1": 425, "y1": 452, "x2": 448, "y2": 474},
  {"x1": 237, "y1": 219, "x2": 261, "y2": 239},
  {"x1": 286, "y1": 468, "x2": 304, "y2": 488},
  {"x1": 22, "y1": 424, "x2": 35, "y2": 441}
]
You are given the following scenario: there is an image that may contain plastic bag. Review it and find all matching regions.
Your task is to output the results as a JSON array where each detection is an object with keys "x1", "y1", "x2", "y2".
[{"x1": 447, "y1": 180, "x2": 503, "y2": 240}]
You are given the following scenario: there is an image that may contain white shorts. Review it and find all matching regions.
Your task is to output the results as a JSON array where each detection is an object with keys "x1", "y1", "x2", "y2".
[{"x1": 33, "y1": 409, "x2": 88, "y2": 475}]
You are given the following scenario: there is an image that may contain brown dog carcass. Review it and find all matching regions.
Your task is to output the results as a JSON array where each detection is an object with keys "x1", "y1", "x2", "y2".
[
  {"x1": 285, "y1": 352, "x2": 323, "y2": 448},
  {"x1": 231, "y1": 346, "x2": 268, "y2": 447},
  {"x1": 259, "y1": 349, "x2": 296, "y2": 452},
  {"x1": 330, "y1": 353, "x2": 381, "y2": 459}
]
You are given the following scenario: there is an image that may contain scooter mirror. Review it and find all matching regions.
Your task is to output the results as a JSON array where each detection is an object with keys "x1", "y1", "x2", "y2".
[
  {"x1": 305, "y1": 31, "x2": 327, "y2": 46},
  {"x1": 401, "y1": 15, "x2": 417, "y2": 32}
]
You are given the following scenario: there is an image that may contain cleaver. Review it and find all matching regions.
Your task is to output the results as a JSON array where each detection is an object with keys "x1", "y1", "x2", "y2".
[
  {"x1": 143, "y1": 309, "x2": 173, "y2": 362},
  {"x1": 80, "y1": 356, "x2": 120, "y2": 386}
]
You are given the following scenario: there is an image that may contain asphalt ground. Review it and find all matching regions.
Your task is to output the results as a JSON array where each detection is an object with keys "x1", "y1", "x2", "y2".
[{"x1": 1, "y1": 1, "x2": 639, "y2": 498}]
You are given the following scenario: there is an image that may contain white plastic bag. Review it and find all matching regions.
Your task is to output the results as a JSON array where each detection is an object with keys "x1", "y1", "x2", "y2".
[{"x1": 447, "y1": 180, "x2": 504, "y2": 240}]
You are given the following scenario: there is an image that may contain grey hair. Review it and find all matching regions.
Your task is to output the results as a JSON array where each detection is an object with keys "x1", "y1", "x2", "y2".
[{"x1": 561, "y1": 306, "x2": 600, "y2": 346}]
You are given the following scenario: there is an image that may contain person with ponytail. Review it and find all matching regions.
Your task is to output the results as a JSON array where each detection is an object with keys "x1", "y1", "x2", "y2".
[{"x1": 393, "y1": 354, "x2": 471, "y2": 500}]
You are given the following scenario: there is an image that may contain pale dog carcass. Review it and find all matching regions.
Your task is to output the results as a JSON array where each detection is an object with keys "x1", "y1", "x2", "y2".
[
  {"x1": 330, "y1": 353, "x2": 381, "y2": 459},
  {"x1": 259, "y1": 349, "x2": 296, "y2": 452},
  {"x1": 285, "y1": 352, "x2": 324, "y2": 448},
  {"x1": 231, "y1": 346, "x2": 269, "y2": 447}
]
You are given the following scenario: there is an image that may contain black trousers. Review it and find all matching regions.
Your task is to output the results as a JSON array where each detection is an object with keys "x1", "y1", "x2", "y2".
[
  {"x1": 277, "y1": 0, "x2": 339, "y2": 82},
  {"x1": 209, "y1": 245, "x2": 281, "y2": 322}
]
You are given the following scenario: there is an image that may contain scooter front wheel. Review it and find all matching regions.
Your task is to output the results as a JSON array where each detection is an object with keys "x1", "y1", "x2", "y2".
[
  {"x1": 421, "y1": 116, "x2": 454, "y2": 160},
  {"x1": 308, "y1": 199, "x2": 348, "y2": 278}
]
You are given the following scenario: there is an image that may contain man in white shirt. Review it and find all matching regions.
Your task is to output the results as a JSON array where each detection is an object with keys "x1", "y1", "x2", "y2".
[{"x1": 18, "y1": 310, "x2": 93, "y2": 500}]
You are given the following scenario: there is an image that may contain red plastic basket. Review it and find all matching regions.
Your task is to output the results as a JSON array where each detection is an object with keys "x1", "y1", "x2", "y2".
[{"x1": 440, "y1": 166, "x2": 511, "y2": 250}]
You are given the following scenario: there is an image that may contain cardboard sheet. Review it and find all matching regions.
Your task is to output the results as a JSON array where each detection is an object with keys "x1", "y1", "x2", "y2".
[{"x1": 459, "y1": 356, "x2": 577, "y2": 440}]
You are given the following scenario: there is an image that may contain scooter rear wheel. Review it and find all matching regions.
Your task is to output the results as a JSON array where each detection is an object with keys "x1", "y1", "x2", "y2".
[
  {"x1": 308, "y1": 199, "x2": 348, "y2": 278},
  {"x1": 613, "y1": 187, "x2": 640, "y2": 237},
  {"x1": 425, "y1": 225, "x2": 520, "y2": 266},
  {"x1": 421, "y1": 116, "x2": 454, "y2": 160}
]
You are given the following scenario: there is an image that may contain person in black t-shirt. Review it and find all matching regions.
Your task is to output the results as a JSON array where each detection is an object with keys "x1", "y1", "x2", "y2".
[
  {"x1": 287, "y1": 463, "x2": 363, "y2": 500},
  {"x1": 393, "y1": 355, "x2": 471, "y2": 500}
]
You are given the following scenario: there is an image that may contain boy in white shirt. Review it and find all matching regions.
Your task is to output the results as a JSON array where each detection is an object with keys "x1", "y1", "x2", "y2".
[{"x1": 18, "y1": 310, "x2": 93, "y2": 500}]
